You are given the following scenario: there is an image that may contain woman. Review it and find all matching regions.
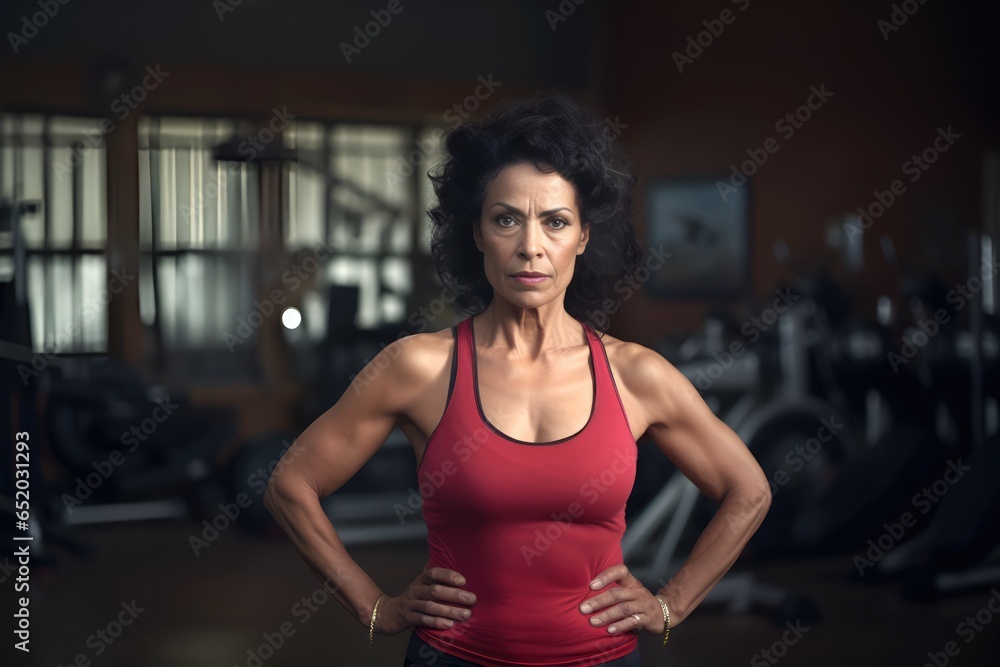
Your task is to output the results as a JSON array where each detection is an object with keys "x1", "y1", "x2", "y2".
[{"x1": 264, "y1": 91, "x2": 771, "y2": 667}]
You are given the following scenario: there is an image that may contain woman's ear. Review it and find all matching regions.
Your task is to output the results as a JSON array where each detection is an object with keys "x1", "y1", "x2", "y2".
[
  {"x1": 472, "y1": 220, "x2": 483, "y2": 252},
  {"x1": 577, "y1": 223, "x2": 590, "y2": 255}
]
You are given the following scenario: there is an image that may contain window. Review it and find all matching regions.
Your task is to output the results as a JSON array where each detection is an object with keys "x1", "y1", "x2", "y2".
[
  {"x1": 0, "y1": 113, "x2": 108, "y2": 354},
  {"x1": 285, "y1": 122, "x2": 443, "y2": 341},
  {"x1": 138, "y1": 116, "x2": 262, "y2": 381},
  {"x1": 139, "y1": 115, "x2": 444, "y2": 382}
]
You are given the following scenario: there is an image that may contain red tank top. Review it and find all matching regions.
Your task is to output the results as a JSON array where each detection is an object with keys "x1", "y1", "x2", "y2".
[{"x1": 414, "y1": 316, "x2": 639, "y2": 666}]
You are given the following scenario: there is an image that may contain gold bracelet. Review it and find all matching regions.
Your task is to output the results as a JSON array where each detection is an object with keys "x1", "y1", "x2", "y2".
[
  {"x1": 655, "y1": 595, "x2": 671, "y2": 646},
  {"x1": 369, "y1": 594, "x2": 388, "y2": 645}
]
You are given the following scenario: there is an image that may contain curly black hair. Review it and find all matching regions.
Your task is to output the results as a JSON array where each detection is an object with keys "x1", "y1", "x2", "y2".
[{"x1": 426, "y1": 90, "x2": 644, "y2": 332}]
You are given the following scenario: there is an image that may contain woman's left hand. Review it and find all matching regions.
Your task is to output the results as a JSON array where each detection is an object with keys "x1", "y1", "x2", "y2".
[{"x1": 578, "y1": 564, "x2": 668, "y2": 635}]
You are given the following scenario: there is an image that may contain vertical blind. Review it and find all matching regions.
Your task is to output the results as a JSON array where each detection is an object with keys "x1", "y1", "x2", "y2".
[
  {"x1": 0, "y1": 114, "x2": 108, "y2": 354},
  {"x1": 0, "y1": 113, "x2": 444, "y2": 376}
]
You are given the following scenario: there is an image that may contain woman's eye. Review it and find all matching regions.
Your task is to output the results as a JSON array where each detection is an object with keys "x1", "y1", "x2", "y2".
[
  {"x1": 550, "y1": 218, "x2": 568, "y2": 229},
  {"x1": 497, "y1": 215, "x2": 516, "y2": 227}
]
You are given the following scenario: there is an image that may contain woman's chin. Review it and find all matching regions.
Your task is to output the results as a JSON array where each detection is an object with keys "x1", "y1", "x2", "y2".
[{"x1": 496, "y1": 292, "x2": 555, "y2": 309}]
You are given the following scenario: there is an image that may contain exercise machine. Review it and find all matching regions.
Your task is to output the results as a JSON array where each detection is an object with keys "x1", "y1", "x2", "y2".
[{"x1": 622, "y1": 241, "x2": 873, "y2": 624}]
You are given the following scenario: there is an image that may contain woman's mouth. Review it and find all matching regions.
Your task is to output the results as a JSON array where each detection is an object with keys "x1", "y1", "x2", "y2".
[{"x1": 512, "y1": 273, "x2": 549, "y2": 285}]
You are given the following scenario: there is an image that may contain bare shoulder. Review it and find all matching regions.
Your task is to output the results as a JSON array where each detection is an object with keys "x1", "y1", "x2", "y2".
[
  {"x1": 348, "y1": 326, "x2": 456, "y2": 410},
  {"x1": 598, "y1": 331, "x2": 698, "y2": 427},
  {"x1": 598, "y1": 331, "x2": 671, "y2": 387}
]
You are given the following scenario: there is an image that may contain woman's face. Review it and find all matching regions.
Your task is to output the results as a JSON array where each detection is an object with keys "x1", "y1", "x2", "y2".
[{"x1": 473, "y1": 162, "x2": 589, "y2": 311}]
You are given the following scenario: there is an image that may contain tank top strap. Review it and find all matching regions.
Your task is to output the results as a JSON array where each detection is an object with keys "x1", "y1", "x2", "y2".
[
  {"x1": 453, "y1": 316, "x2": 634, "y2": 442},
  {"x1": 581, "y1": 321, "x2": 609, "y2": 388},
  {"x1": 454, "y1": 316, "x2": 474, "y2": 397},
  {"x1": 460, "y1": 317, "x2": 611, "y2": 394},
  {"x1": 582, "y1": 321, "x2": 636, "y2": 442}
]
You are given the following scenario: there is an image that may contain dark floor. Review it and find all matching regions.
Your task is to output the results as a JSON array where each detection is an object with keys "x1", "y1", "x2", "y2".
[{"x1": 8, "y1": 518, "x2": 1000, "y2": 667}]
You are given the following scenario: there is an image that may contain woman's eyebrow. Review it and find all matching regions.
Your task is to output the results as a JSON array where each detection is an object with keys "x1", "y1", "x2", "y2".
[{"x1": 490, "y1": 201, "x2": 573, "y2": 217}]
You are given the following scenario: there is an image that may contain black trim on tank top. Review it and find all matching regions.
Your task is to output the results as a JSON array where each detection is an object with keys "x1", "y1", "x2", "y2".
[
  {"x1": 594, "y1": 330, "x2": 638, "y2": 444},
  {"x1": 469, "y1": 317, "x2": 596, "y2": 446},
  {"x1": 416, "y1": 325, "x2": 459, "y2": 473},
  {"x1": 446, "y1": 325, "x2": 458, "y2": 404}
]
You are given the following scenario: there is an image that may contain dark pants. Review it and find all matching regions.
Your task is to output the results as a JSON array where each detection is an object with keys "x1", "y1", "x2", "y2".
[{"x1": 403, "y1": 631, "x2": 643, "y2": 666}]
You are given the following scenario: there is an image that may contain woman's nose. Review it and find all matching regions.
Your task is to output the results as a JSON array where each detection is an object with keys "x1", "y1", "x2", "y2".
[{"x1": 518, "y1": 222, "x2": 543, "y2": 258}]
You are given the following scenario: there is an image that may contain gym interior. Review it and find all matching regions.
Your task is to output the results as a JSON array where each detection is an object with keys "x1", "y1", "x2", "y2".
[{"x1": 2, "y1": 1, "x2": 999, "y2": 665}]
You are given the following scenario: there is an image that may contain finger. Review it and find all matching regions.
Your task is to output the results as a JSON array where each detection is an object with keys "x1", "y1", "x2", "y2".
[
  {"x1": 426, "y1": 582, "x2": 477, "y2": 606},
  {"x1": 417, "y1": 598, "x2": 475, "y2": 623},
  {"x1": 582, "y1": 575, "x2": 642, "y2": 615},
  {"x1": 423, "y1": 568, "x2": 467, "y2": 587},
  {"x1": 607, "y1": 612, "x2": 644, "y2": 634},
  {"x1": 590, "y1": 564, "x2": 630, "y2": 589},
  {"x1": 583, "y1": 592, "x2": 642, "y2": 627},
  {"x1": 412, "y1": 610, "x2": 461, "y2": 630}
]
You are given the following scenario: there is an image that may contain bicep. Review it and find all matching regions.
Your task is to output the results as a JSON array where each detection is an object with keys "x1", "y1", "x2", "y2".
[
  {"x1": 267, "y1": 338, "x2": 416, "y2": 499},
  {"x1": 638, "y1": 354, "x2": 768, "y2": 505}
]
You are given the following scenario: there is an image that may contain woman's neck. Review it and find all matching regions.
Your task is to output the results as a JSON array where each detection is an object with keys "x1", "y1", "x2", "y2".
[{"x1": 473, "y1": 300, "x2": 584, "y2": 359}]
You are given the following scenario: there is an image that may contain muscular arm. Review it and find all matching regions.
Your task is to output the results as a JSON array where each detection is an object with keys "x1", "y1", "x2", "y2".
[
  {"x1": 623, "y1": 345, "x2": 771, "y2": 626},
  {"x1": 262, "y1": 335, "x2": 426, "y2": 626}
]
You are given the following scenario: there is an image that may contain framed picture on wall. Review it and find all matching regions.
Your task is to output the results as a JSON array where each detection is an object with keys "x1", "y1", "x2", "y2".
[{"x1": 644, "y1": 175, "x2": 752, "y2": 300}]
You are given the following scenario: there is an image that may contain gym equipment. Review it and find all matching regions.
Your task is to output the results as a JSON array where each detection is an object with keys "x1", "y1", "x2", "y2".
[
  {"x1": 1, "y1": 187, "x2": 238, "y2": 544},
  {"x1": 623, "y1": 242, "x2": 880, "y2": 625},
  {"x1": 226, "y1": 423, "x2": 428, "y2": 546},
  {"x1": 900, "y1": 434, "x2": 1000, "y2": 600},
  {"x1": 229, "y1": 282, "x2": 429, "y2": 545},
  {"x1": 1, "y1": 195, "x2": 104, "y2": 580},
  {"x1": 44, "y1": 356, "x2": 239, "y2": 525},
  {"x1": 861, "y1": 233, "x2": 1000, "y2": 596}
]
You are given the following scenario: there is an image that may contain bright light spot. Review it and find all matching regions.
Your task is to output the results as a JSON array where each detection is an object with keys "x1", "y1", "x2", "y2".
[{"x1": 282, "y1": 307, "x2": 302, "y2": 329}]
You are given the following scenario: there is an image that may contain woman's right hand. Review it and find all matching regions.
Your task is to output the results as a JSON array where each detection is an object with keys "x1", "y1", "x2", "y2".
[{"x1": 376, "y1": 568, "x2": 477, "y2": 635}]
